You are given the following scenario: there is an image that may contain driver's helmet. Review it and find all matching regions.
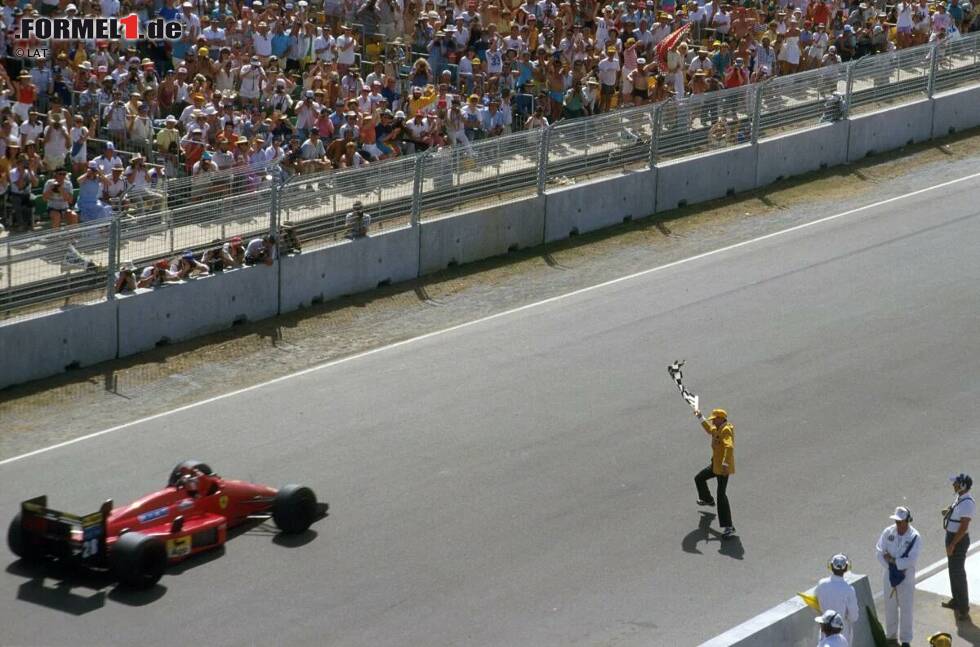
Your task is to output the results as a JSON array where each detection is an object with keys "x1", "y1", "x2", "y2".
[{"x1": 181, "y1": 473, "x2": 199, "y2": 494}]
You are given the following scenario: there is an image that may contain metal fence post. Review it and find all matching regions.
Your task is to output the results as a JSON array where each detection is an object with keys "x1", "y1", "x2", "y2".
[
  {"x1": 843, "y1": 61, "x2": 856, "y2": 118},
  {"x1": 927, "y1": 41, "x2": 940, "y2": 98},
  {"x1": 410, "y1": 151, "x2": 425, "y2": 225},
  {"x1": 751, "y1": 80, "x2": 765, "y2": 145},
  {"x1": 269, "y1": 177, "x2": 280, "y2": 237},
  {"x1": 649, "y1": 104, "x2": 662, "y2": 169},
  {"x1": 105, "y1": 216, "x2": 120, "y2": 300},
  {"x1": 536, "y1": 126, "x2": 551, "y2": 195}
]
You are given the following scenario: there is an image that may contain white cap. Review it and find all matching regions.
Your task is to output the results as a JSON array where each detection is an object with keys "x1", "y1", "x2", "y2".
[
  {"x1": 815, "y1": 610, "x2": 844, "y2": 630},
  {"x1": 889, "y1": 506, "x2": 911, "y2": 522}
]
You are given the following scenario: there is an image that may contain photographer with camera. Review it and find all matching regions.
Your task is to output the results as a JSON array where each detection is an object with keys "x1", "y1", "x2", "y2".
[
  {"x1": 137, "y1": 258, "x2": 181, "y2": 288},
  {"x1": 42, "y1": 168, "x2": 77, "y2": 229},
  {"x1": 8, "y1": 153, "x2": 38, "y2": 232},
  {"x1": 76, "y1": 161, "x2": 113, "y2": 222}
]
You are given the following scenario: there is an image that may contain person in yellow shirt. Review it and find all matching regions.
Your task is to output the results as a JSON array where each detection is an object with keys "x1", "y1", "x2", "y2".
[{"x1": 693, "y1": 407, "x2": 736, "y2": 539}]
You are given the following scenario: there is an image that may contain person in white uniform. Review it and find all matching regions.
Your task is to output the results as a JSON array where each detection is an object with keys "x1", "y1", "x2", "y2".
[
  {"x1": 815, "y1": 554, "x2": 859, "y2": 645},
  {"x1": 941, "y1": 473, "x2": 973, "y2": 621},
  {"x1": 876, "y1": 506, "x2": 921, "y2": 647},
  {"x1": 815, "y1": 609, "x2": 848, "y2": 647}
]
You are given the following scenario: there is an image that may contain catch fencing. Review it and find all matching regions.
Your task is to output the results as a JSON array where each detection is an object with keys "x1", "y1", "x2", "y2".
[{"x1": 3, "y1": 32, "x2": 980, "y2": 317}]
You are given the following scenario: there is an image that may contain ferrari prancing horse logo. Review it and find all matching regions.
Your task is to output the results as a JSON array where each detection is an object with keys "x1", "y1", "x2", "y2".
[{"x1": 219, "y1": 495, "x2": 229, "y2": 510}]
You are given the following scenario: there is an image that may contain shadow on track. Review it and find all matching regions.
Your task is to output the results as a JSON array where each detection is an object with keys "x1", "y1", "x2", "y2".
[
  {"x1": 5, "y1": 502, "x2": 329, "y2": 615},
  {"x1": 681, "y1": 511, "x2": 745, "y2": 560}
]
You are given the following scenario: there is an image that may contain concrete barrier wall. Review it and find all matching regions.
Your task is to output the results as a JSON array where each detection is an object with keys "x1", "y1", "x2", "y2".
[
  {"x1": 700, "y1": 573, "x2": 875, "y2": 647},
  {"x1": 544, "y1": 169, "x2": 657, "y2": 243},
  {"x1": 931, "y1": 84, "x2": 980, "y2": 138},
  {"x1": 418, "y1": 196, "x2": 544, "y2": 275},
  {"x1": 0, "y1": 300, "x2": 118, "y2": 390},
  {"x1": 847, "y1": 99, "x2": 934, "y2": 162},
  {"x1": 655, "y1": 145, "x2": 758, "y2": 213},
  {"x1": 279, "y1": 225, "x2": 420, "y2": 312},
  {"x1": 116, "y1": 264, "x2": 279, "y2": 357},
  {"x1": 756, "y1": 121, "x2": 850, "y2": 187}
]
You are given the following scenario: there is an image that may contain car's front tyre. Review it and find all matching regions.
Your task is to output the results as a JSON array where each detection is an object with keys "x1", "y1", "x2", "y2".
[{"x1": 272, "y1": 485, "x2": 318, "y2": 534}]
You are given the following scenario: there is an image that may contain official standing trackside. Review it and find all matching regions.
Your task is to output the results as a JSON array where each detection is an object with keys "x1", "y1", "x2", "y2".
[
  {"x1": 941, "y1": 473, "x2": 974, "y2": 621},
  {"x1": 815, "y1": 554, "x2": 859, "y2": 645},
  {"x1": 875, "y1": 506, "x2": 921, "y2": 647},
  {"x1": 692, "y1": 407, "x2": 735, "y2": 539},
  {"x1": 814, "y1": 609, "x2": 848, "y2": 647}
]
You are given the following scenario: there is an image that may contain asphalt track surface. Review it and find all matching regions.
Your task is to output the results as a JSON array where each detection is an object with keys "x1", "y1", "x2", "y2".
[{"x1": 1, "y1": 178, "x2": 979, "y2": 647}]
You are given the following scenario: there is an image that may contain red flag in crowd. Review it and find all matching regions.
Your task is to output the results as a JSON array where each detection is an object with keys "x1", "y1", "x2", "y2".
[{"x1": 655, "y1": 24, "x2": 692, "y2": 72}]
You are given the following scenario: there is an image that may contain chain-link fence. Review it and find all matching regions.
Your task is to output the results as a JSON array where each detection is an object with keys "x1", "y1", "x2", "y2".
[
  {"x1": 757, "y1": 64, "x2": 850, "y2": 138},
  {"x1": 3, "y1": 32, "x2": 980, "y2": 317},
  {"x1": 933, "y1": 34, "x2": 980, "y2": 93},
  {"x1": 0, "y1": 222, "x2": 111, "y2": 313},
  {"x1": 545, "y1": 105, "x2": 653, "y2": 182},
  {"x1": 848, "y1": 42, "x2": 934, "y2": 115},
  {"x1": 418, "y1": 129, "x2": 543, "y2": 219},
  {"x1": 656, "y1": 86, "x2": 756, "y2": 160}
]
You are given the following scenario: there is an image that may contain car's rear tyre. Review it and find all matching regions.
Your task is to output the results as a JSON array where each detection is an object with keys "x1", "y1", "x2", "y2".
[
  {"x1": 111, "y1": 532, "x2": 167, "y2": 589},
  {"x1": 166, "y1": 460, "x2": 214, "y2": 487},
  {"x1": 272, "y1": 485, "x2": 318, "y2": 534},
  {"x1": 7, "y1": 513, "x2": 39, "y2": 561}
]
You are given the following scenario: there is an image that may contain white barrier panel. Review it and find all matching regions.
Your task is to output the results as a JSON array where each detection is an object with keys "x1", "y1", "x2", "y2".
[
  {"x1": 847, "y1": 99, "x2": 934, "y2": 162},
  {"x1": 544, "y1": 169, "x2": 657, "y2": 243},
  {"x1": 418, "y1": 196, "x2": 545, "y2": 275},
  {"x1": 0, "y1": 300, "x2": 118, "y2": 390},
  {"x1": 756, "y1": 121, "x2": 850, "y2": 187},
  {"x1": 116, "y1": 265, "x2": 278, "y2": 357},
  {"x1": 655, "y1": 145, "x2": 758, "y2": 213},
  {"x1": 701, "y1": 573, "x2": 875, "y2": 647},
  {"x1": 279, "y1": 225, "x2": 420, "y2": 312},
  {"x1": 931, "y1": 84, "x2": 980, "y2": 138}
]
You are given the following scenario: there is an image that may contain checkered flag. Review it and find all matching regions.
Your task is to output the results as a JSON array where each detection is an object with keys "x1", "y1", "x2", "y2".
[{"x1": 667, "y1": 361, "x2": 699, "y2": 412}]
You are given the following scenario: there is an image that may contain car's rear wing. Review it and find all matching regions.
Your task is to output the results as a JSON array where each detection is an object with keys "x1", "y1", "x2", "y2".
[{"x1": 19, "y1": 495, "x2": 112, "y2": 563}]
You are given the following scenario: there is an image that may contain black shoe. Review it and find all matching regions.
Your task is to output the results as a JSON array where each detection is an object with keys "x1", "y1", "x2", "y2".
[
  {"x1": 942, "y1": 599, "x2": 957, "y2": 609},
  {"x1": 721, "y1": 526, "x2": 736, "y2": 539},
  {"x1": 956, "y1": 610, "x2": 971, "y2": 621},
  {"x1": 697, "y1": 499, "x2": 715, "y2": 507},
  {"x1": 901, "y1": 642, "x2": 911, "y2": 647}
]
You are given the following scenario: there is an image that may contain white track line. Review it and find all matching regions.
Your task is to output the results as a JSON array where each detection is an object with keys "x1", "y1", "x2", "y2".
[{"x1": 3, "y1": 170, "x2": 980, "y2": 468}]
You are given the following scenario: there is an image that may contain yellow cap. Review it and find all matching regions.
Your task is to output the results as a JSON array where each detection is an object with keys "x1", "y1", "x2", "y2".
[{"x1": 711, "y1": 408, "x2": 728, "y2": 419}]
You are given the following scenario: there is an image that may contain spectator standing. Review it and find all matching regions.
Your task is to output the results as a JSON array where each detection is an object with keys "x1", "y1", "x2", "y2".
[
  {"x1": 7, "y1": 154, "x2": 37, "y2": 232},
  {"x1": 76, "y1": 162, "x2": 113, "y2": 222},
  {"x1": 876, "y1": 506, "x2": 921, "y2": 647},
  {"x1": 41, "y1": 113, "x2": 70, "y2": 172},
  {"x1": 42, "y1": 168, "x2": 76, "y2": 229},
  {"x1": 941, "y1": 473, "x2": 973, "y2": 621},
  {"x1": 692, "y1": 407, "x2": 736, "y2": 539},
  {"x1": 815, "y1": 554, "x2": 859, "y2": 645},
  {"x1": 70, "y1": 114, "x2": 90, "y2": 176}
]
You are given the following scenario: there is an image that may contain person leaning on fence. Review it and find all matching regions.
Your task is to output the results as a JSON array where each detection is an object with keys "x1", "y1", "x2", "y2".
[
  {"x1": 114, "y1": 261, "x2": 138, "y2": 294},
  {"x1": 345, "y1": 201, "x2": 372, "y2": 239},
  {"x1": 137, "y1": 259, "x2": 181, "y2": 288},
  {"x1": 43, "y1": 168, "x2": 77, "y2": 230},
  {"x1": 244, "y1": 234, "x2": 277, "y2": 266},
  {"x1": 174, "y1": 251, "x2": 210, "y2": 279}
]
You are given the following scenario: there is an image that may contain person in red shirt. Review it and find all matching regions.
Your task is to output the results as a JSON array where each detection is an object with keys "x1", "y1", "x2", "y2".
[{"x1": 724, "y1": 57, "x2": 749, "y2": 88}]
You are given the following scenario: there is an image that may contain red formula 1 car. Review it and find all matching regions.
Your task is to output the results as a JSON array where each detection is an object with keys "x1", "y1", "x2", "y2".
[{"x1": 6, "y1": 460, "x2": 322, "y2": 588}]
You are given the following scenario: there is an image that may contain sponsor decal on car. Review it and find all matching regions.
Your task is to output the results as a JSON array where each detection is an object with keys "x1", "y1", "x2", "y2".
[
  {"x1": 137, "y1": 506, "x2": 170, "y2": 524},
  {"x1": 166, "y1": 536, "x2": 192, "y2": 558}
]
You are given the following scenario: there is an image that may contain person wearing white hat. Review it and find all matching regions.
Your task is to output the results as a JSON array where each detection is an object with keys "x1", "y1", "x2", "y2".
[
  {"x1": 875, "y1": 506, "x2": 921, "y2": 647},
  {"x1": 815, "y1": 554, "x2": 859, "y2": 645},
  {"x1": 815, "y1": 609, "x2": 848, "y2": 647}
]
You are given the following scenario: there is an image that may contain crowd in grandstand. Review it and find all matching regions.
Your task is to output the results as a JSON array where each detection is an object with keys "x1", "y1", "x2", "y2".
[{"x1": 0, "y1": 0, "x2": 976, "y2": 236}]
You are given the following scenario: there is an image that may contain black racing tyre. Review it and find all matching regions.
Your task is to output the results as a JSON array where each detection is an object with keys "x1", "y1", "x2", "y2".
[
  {"x1": 167, "y1": 460, "x2": 214, "y2": 487},
  {"x1": 7, "y1": 513, "x2": 39, "y2": 561},
  {"x1": 110, "y1": 532, "x2": 167, "y2": 588},
  {"x1": 272, "y1": 485, "x2": 318, "y2": 534}
]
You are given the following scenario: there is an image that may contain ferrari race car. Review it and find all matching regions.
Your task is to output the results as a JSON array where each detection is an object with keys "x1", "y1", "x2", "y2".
[{"x1": 6, "y1": 460, "x2": 322, "y2": 588}]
